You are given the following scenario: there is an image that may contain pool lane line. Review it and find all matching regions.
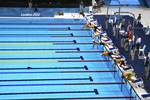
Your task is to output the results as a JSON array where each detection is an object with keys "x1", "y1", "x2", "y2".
[
  {"x1": 0, "y1": 82, "x2": 126, "y2": 87},
  {"x1": 56, "y1": 50, "x2": 104, "y2": 53},
  {"x1": 53, "y1": 42, "x2": 93, "y2": 45},
  {"x1": 0, "y1": 28, "x2": 73, "y2": 30},
  {"x1": 0, "y1": 89, "x2": 98, "y2": 95},
  {"x1": 0, "y1": 34, "x2": 91, "y2": 37},
  {"x1": 0, "y1": 40, "x2": 76, "y2": 43},
  {"x1": 59, "y1": 60, "x2": 111, "y2": 62},
  {"x1": 23, "y1": 96, "x2": 134, "y2": 100},
  {"x1": 0, "y1": 40, "x2": 76, "y2": 44},
  {"x1": 49, "y1": 36, "x2": 91, "y2": 37},
  {"x1": 0, "y1": 48, "x2": 79, "y2": 51},
  {"x1": 0, "y1": 28, "x2": 90, "y2": 31},
  {"x1": 0, "y1": 59, "x2": 58, "y2": 63},
  {"x1": 0, "y1": 60, "x2": 111, "y2": 63},
  {"x1": 0, "y1": 70, "x2": 116, "y2": 74},
  {"x1": 0, "y1": 76, "x2": 93, "y2": 82},
  {"x1": 0, "y1": 42, "x2": 93, "y2": 46},
  {"x1": 0, "y1": 33, "x2": 73, "y2": 36},
  {"x1": 0, "y1": 56, "x2": 84, "y2": 60},
  {"x1": 0, "y1": 35, "x2": 91, "y2": 37},
  {"x1": 0, "y1": 66, "x2": 87, "y2": 70},
  {"x1": 0, "y1": 50, "x2": 104, "y2": 54},
  {"x1": 0, "y1": 43, "x2": 53, "y2": 46},
  {"x1": 50, "y1": 36, "x2": 91, "y2": 37},
  {"x1": 0, "y1": 51, "x2": 56, "y2": 54},
  {"x1": 0, "y1": 23, "x2": 85, "y2": 25},
  {"x1": 0, "y1": 34, "x2": 73, "y2": 37}
]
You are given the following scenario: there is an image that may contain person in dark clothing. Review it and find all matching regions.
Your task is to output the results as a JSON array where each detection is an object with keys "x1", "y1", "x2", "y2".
[
  {"x1": 137, "y1": 14, "x2": 141, "y2": 21},
  {"x1": 120, "y1": 18, "x2": 125, "y2": 31},
  {"x1": 94, "y1": 26, "x2": 98, "y2": 32},
  {"x1": 79, "y1": 1, "x2": 85, "y2": 17},
  {"x1": 104, "y1": 16, "x2": 109, "y2": 32},
  {"x1": 135, "y1": 36, "x2": 141, "y2": 51},
  {"x1": 136, "y1": 14, "x2": 141, "y2": 25},
  {"x1": 34, "y1": 4, "x2": 38, "y2": 13},
  {"x1": 144, "y1": 52, "x2": 150, "y2": 79}
]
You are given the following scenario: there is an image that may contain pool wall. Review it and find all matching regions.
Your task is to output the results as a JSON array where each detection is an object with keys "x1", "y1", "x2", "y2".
[{"x1": 0, "y1": 7, "x2": 89, "y2": 17}]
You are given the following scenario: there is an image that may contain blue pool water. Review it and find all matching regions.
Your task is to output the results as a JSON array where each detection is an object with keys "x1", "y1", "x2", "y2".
[
  {"x1": 0, "y1": 17, "x2": 139, "y2": 100},
  {"x1": 109, "y1": 0, "x2": 140, "y2": 6}
]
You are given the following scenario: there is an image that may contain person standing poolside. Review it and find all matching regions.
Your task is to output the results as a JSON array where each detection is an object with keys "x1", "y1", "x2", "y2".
[
  {"x1": 28, "y1": 0, "x2": 32, "y2": 8},
  {"x1": 136, "y1": 14, "x2": 141, "y2": 25},
  {"x1": 104, "y1": 16, "x2": 109, "y2": 32},
  {"x1": 144, "y1": 52, "x2": 150, "y2": 79},
  {"x1": 135, "y1": 36, "x2": 141, "y2": 51},
  {"x1": 79, "y1": 0, "x2": 85, "y2": 17}
]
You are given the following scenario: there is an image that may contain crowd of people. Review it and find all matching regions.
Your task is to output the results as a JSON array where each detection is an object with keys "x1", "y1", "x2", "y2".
[
  {"x1": 106, "y1": 15, "x2": 142, "y2": 56},
  {"x1": 83, "y1": 13, "x2": 145, "y2": 89},
  {"x1": 104, "y1": 14, "x2": 150, "y2": 80}
]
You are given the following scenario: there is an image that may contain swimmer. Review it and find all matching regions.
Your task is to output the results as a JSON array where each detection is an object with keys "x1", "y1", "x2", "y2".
[
  {"x1": 92, "y1": 28, "x2": 101, "y2": 38},
  {"x1": 82, "y1": 20, "x2": 97, "y2": 29},
  {"x1": 114, "y1": 58, "x2": 124, "y2": 64},
  {"x1": 119, "y1": 60, "x2": 127, "y2": 68},
  {"x1": 68, "y1": 27, "x2": 71, "y2": 30},
  {"x1": 82, "y1": 22, "x2": 95, "y2": 29},
  {"x1": 122, "y1": 71, "x2": 136, "y2": 82},
  {"x1": 92, "y1": 37, "x2": 104, "y2": 48},
  {"x1": 101, "y1": 51, "x2": 113, "y2": 56}
]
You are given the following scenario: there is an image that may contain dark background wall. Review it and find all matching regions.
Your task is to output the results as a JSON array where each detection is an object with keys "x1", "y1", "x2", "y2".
[{"x1": 0, "y1": 0, "x2": 92, "y2": 8}]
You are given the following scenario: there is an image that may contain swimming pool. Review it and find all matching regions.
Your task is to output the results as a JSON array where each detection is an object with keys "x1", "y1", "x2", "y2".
[
  {"x1": 0, "y1": 17, "x2": 140, "y2": 100},
  {"x1": 107, "y1": 0, "x2": 140, "y2": 6}
]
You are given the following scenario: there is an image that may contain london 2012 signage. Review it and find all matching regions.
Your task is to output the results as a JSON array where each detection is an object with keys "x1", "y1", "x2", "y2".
[{"x1": 21, "y1": 13, "x2": 40, "y2": 17}]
